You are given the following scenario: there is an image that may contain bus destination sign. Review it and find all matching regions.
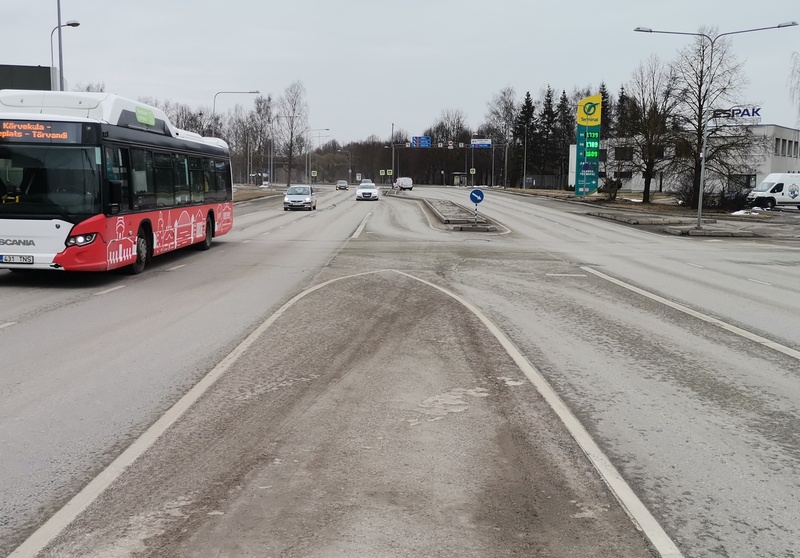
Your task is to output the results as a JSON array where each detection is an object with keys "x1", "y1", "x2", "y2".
[{"x1": 0, "y1": 121, "x2": 82, "y2": 143}]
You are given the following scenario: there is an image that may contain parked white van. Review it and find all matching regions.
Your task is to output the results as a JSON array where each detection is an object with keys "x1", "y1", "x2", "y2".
[
  {"x1": 746, "y1": 173, "x2": 800, "y2": 209},
  {"x1": 395, "y1": 177, "x2": 413, "y2": 191}
]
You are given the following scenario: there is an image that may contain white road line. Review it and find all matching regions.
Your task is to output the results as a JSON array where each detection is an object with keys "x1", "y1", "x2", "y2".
[
  {"x1": 394, "y1": 270, "x2": 684, "y2": 558},
  {"x1": 747, "y1": 278, "x2": 772, "y2": 286},
  {"x1": 0, "y1": 321, "x2": 18, "y2": 330},
  {"x1": 582, "y1": 266, "x2": 800, "y2": 361},
  {"x1": 93, "y1": 286, "x2": 126, "y2": 296},
  {"x1": 546, "y1": 273, "x2": 588, "y2": 277},
  {"x1": 167, "y1": 265, "x2": 187, "y2": 271},
  {"x1": 687, "y1": 263, "x2": 704, "y2": 269},
  {"x1": 352, "y1": 213, "x2": 371, "y2": 239}
]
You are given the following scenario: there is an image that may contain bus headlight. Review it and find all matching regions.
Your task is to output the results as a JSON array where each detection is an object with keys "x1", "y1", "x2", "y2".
[{"x1": 66, "y1": 233, "x2": 97, "y2": 247}]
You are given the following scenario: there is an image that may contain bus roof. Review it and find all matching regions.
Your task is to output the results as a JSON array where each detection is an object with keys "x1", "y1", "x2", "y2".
[{"x1": 0, "y1": 89, "x2": 226, "y2": 150}]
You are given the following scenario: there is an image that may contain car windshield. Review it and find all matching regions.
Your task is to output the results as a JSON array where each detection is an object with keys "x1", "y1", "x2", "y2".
[
  {"x1": 337, "y1": 181, "x2": 347, "y2": 185},
  {"x1": 0, "y1": 145, "x2": 102, "y2": 218},
  {"x1": 752, "y1": 181, "x2": 775, "y2": 192},
  {"x1": 287, "y1": 186, "x2": 309, "y2": 195}
]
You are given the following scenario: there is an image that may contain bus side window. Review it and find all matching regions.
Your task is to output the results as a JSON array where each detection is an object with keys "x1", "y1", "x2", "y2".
[
  {"x1": 188, "y1": 157, "x2": 204, "y2": 203},
  {"x1": 131, "y1": 148, "x2": 156, "y2": 210},
  {"x1": 104, "y1": 146, "x2": 131, "y2": 211},
  {"x1": 153, "y1": 152, "x2": 174, "y2": 207},
  {"x1": 203, "y1": 158, "x2": 215, "y2": 203},
  {"x1": 174, "y1": 154, "x2": 190, "y2": 205}
]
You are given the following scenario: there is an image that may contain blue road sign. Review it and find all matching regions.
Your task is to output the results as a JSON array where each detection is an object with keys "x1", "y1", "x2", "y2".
[
  {"x1": 412, "y1": 136, "x2": 431, "y2": 148},
  {"x1": 470, "y1": 189, "x2": 485, "y2": 204}
]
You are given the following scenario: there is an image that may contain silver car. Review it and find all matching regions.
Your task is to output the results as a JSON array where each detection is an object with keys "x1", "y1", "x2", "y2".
[{"x1": 284, "y1": 185, "x2": 317, "y2": 211}]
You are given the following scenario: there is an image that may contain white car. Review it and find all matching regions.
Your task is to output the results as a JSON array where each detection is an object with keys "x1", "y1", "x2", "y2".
[{"x1": 356, "y1": 180, "x2": 379, "y2": 201}]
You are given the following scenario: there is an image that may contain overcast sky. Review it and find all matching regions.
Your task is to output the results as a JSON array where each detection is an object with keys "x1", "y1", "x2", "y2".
[{"x1": 4, "y1": 1, "x2": 799, "y2": 144}]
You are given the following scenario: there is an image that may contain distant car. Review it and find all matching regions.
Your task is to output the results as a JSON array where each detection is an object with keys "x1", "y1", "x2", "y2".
[
  {"x1": 284, "y1": 185, "x2": 317, "y2": 211},
  {"x1": 395, "y1": 177, "x2": 413, "y2": 191},
  {"x1": 336, "y1": 180, "x2": 349, "y2": 190},
  {"x1": 356, "y1": 180, "x2": 379, "y2": 201}
]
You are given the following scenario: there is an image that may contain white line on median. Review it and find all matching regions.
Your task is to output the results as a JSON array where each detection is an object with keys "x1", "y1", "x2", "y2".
[{"x1": 393, "y1": 270, "x2": 684, "y2": 558}]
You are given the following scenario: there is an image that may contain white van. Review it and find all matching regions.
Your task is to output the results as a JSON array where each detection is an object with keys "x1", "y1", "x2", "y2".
[
  {"x1": 395, "y1": 177, "x2": 413, "y2": 191},
  {"x1": 746, "y1": 173, "x2": 800, "y2": 209}
]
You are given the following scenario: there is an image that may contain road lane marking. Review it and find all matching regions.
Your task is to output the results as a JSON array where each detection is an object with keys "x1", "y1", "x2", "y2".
[
  {"x1": 0, "y1": 321, "x2": 17, "y2": 330},
  {"x1": 546, "y1": 273, "x2": 588, "y2": 277},
  {"x1": 352, "y1": 213, "x2": 371, "y2": 239},
  {"x1": 747, "y1": 278, "x2": 772, "y2": 286},
  {"x1": 394, "y1": 270, "x2": 684, "y2": 558},
  {"x1": 167, "y1": 265, "x2": 187, "y2": 271},
  {"x1": 93, "y1": 286, "x2": 126, "y2": 296},
  {"x1": 687, "y1": 263, "x2": 704, "y2": 269},
  {"x1": 582, "y1": 266, "x2": 800, "y2": 361}
]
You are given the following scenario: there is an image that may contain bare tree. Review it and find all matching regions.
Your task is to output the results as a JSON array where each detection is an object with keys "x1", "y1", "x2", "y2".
[
  {"x1": 431, "y1": 109, "x2": 471, "y2": 142},
  {"x1": 252, "y1": 95, "x2": 273, "y2": 183},
  {"x1": 275, "y1": 81, "x2": 309, "y2": 186},
  {"x1": 671, "y1": 27, "x2": 752, "y2": 208},
  {"x1": 617, "y1": 55, "x2": 680, "y2": 203},
  {"x1": 74, "y1": 82, "x2": 105, "y2": 92},
  {"x1": 483, "y1": 87, "x2": 517, "y2": 186}
]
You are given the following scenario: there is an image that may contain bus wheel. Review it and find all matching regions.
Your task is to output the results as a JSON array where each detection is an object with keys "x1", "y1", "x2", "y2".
[
  {"x1": 196, "y1": 216, "x2": 214, "y2": 251},
  {"x1": 127, "y1": 228, "x2": 149, "y2": 274}
]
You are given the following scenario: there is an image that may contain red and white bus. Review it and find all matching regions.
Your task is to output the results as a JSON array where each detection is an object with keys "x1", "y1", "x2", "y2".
[{"x1": 0, "y1": 90, "x2": 233, "y2": 273}]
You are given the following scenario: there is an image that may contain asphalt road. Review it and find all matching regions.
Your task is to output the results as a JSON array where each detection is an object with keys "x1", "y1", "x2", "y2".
[{"x1": 3, "y1": 185, "x2": 799, "y2": 557}]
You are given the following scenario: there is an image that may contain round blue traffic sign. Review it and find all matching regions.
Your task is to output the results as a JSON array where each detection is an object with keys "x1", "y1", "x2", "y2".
[{"x1": 470, "y1": 189, "x2": 485, "y2": 204}]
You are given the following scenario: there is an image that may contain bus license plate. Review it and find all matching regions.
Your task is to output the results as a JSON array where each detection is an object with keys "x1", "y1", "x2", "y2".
[{"x1": 1, "y1": 255, "x2": 34, "y2": 264}]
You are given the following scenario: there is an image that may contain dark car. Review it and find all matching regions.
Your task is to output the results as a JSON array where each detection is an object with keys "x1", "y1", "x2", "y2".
[{"x1": 336, "y1": 180, "x2": 349, "y2": 190}]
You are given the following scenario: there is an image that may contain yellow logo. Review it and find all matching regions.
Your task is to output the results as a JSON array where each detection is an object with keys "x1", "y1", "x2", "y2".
[{"x1": 577, "y1": 94, "x2": 602, "y2": 126}]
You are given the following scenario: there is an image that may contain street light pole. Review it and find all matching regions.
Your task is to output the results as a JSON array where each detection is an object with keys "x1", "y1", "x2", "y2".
[
  {"x1": 211, "y1": 90, "x2": 260, "y2": 136},
  {"x1": 53, "y1": 0, "x2": 80, "y2": 92},
  {"x1": 391, "y1": 123, "x2": 395, "y2": 187},
  {"x1": 50, "y1": 20, "x2": 80, "y2": 89},
  {"x1": 634, "y1": 21, "x2": 798, "y2": 228}
]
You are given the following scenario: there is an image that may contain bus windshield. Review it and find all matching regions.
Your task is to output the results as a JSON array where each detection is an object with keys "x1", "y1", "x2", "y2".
[{"x1": 0, "y1": 145, "x2": 102, "y2": 217}]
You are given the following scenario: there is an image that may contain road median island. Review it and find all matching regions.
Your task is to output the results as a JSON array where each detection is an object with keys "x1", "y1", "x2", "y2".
[{"x1": 35, "y1": 271, "x2": 662, "y2": 558}]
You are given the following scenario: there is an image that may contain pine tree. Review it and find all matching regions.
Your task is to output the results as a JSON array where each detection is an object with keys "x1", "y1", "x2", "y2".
[
  {"x1": 555, "y1": 90, "x2": 576, "y2": 181},
  {"x1": 512, "y1": 92, "x2": 536, "y2": 187},
  {"x1": 537, "y1": 86, "x2": 558, "y2": 174}
]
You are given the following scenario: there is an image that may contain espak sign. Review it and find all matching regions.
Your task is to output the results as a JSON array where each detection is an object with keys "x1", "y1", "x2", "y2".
[{"x1": 712, "y1": 107, "x2": 761, "y2": 118}]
